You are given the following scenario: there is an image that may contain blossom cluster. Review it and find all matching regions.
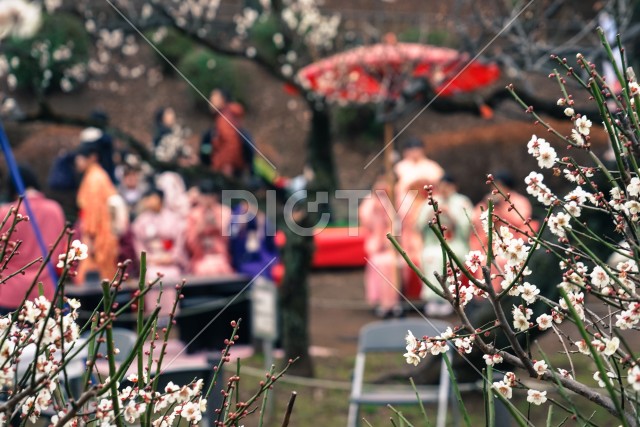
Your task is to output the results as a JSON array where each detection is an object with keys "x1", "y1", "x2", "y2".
[
  {"x1": 609, "y1": 177, "x2": 640, "y2": 222},
  {"x1": 57, "y1": 239, "x2": 89, "y2": 268},
  {"x1": 235, "y1": 0, "x2": 341, "y2": 56},
  {"x1": 527, "y1": 135, "x2": 557, "y2": 169},
  {"x1": 400, "y1": 53, "x2": 640, "y2": 418},
  {"x1": 0, "y1": 294, "x2": 81, "y2": 423},
  {"x1": 77, "y1": 376, "x2": 207, "y2": 427},
  {"x1": 403, "y1": 329, "x2": 453, "y2": 366},
  {"x1": 492, "y1": 371, "x2": 549, "y2": 405},
  {"x1": 0, "y1": 292, "x2": 211, "y2": 425}
]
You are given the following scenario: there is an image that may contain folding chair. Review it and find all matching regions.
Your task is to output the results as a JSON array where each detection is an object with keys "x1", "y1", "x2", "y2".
[{"x1": 347, "y1": 318, "x2": 453, "y2": 427}]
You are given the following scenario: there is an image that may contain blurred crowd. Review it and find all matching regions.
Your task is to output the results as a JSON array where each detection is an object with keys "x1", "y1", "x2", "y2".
[
  {"x1": 1, "y1": 87, "x2": 535, "y2": 323},
  {"x1": 0, "y1": 89, "x2": 279, "y2": 322},
  {"x1": 359, "y1": 136, "x2": 533, "y2": 319}
]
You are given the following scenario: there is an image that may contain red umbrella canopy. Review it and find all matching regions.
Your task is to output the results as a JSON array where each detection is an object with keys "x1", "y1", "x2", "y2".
[{"x1": 296, "y1": 42, "x2": 501, "y2": 104}]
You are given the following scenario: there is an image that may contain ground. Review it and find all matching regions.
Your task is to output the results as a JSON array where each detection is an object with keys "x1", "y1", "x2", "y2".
[{"x1": 232, "y1": 269, "x2": 626, "y2": 427}]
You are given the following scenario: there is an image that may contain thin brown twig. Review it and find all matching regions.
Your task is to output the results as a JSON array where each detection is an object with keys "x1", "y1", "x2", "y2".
[{"x1": 281, "y1": 391, "x2": 297, "y2": 427}]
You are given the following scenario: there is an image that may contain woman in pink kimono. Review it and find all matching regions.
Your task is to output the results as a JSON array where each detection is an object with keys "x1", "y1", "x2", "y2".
[
  {"x1": 359, "y1": 176, "x2": 402, "y2": 318},
  {"x1": 185, "y1": 181, "x2": 234, "y2": 276},
  {"x1": 132, "y1": 188, "x2": 187, "y2": 323}
]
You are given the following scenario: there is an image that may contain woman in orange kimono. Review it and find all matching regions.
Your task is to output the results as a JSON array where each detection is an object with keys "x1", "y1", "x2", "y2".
[{"x1": 75, "y1": 141, "x2": 119, "y2": 283}]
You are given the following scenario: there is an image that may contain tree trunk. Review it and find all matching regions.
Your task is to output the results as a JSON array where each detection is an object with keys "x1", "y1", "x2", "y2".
[
  {"x1": 279, "y1": 211, "x2": 315, "y2": 377},
  {"x1": 276, "y1": 100, "x2": 336, "y2": 378},
  {"x1": 306, "y1": 101, "x2": 337, "y2": 195}
]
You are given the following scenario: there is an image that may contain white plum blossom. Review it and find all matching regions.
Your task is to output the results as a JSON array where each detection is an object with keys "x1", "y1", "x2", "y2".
[
  {"x1": 564, "y1": 186, "x2": 595, "y2": 206},
  {"x1": 403, "y1": 350, "x2": 421, "y2": 366},
  {"x1": 564, "y1": 201, "x2": 581, "y2": 217},
  {"x1": 453, "y1": 336, "x2": 474, "y2": 354},
  {"x1": 589, "y1": 266, "x2": 611, "y2": 288},
  {"x1": 518, "y1": 282, "x2": 540, "y2": 304},
  {"x1": 404, "y1": 328, "x2": 454, "y2": 364},
  {"x1": 564, "y1": 107, "x2": 575, "y2": 116},
  {"x1": 123, "y1": 401, "x2": 147, "y2": 424},
  {"x1": 575, "y1": 116, "x2": 592, "y2": 136},
  {"x1": 625, "y1": 200, "x2": 640, "y2": 219},
  {"x1": 557, "y1": 368, "x2": 573, "y2": 379},
  {"x1": 527, "y1": 135, "x2": 543, "y2": 156},
  {"x1": 181, "y1": 401, "x2": 202, "y2": 423},
  {"x1": 560, "y1": 291, "x2": 585, "y2": 320},
  {"x1": 57, "y1": 240, "x2": 89, "y2": 268},
  {"x1": 537, "y1": 145, "x2": 557, "y2": 169},
  {"x1": 548, "y1": 212, "x2": 572, "y2": 238},
  {"x1": 405, "y1": 330, "x2": 417, "y2": 351},
  {"x1": 616, "y1": 303, "x2": 640, "y2": 330},
  {"x1": 0, "y1": 286, "x2": 214, "y2": 426},
  {"x1": 610, "y1": 187, "x2": 625, "y2": 211},
  {"x1": 447, "y1": 283, "x2": 475, "y2": 307},
  {"x1": 465, "y1": 250, "x2": 485, "y2": 273},
  {"x1": 533, "y1": 360, "x2": 548, "y2": 376},
  {"x1": 593, "y1": 371, "x2": 616, "y2": 388},
  {"x1": 492, "y1": 381, "x2": 512, "y2": 399},
  {"x1": 536, "y1": 314, "x2": 553, "y2": 330},
  {"x1": 483, "y1": 353, "x2": 504, "y2": 366},
  {"x1": 627, "y1": 177, "x2": 640, "y2": 197},
  {"x1": 628, "y1": 365, "x2": 640, "y2": 391},
  {"x1": 570, "y1": 128, "x2": 585, "y2": 145},
  {"x1": 427, "y1": 340, "x2": 448, "y2": 356},
  {"x1": 503, "y1": 238, "x2": 530, "y2": 267},
  {"x1": 575, "y1": 339, "x2": 590, "y2": 355},
  {"x1": 512, "y1": 305, "x2": 533, "y2": 331},
  {"x1": 526, "y1": 389, "x2": 547, "y2": 405},
  {"x1": 524, "y1": 171, "x2": 555, "y2": 206},
  {"x1": 603, "y1": 337, "x2": 620, "y2": 356},
  {"x1": 527, "y1": 136, "x2": 557, "y2": 169}
]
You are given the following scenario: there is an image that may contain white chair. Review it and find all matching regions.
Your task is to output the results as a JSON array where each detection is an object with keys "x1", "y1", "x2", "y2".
[{"x1": 347, "y1": 318, "x2": 454, "y2": 427}]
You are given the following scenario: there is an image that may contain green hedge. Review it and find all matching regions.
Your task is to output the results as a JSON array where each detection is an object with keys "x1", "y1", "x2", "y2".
[
  {"x1": 248, "y1": 15, "x2": 281, "y2": 67},
  {"x1": 178, "y1": 48, "x2": 244, "y2": 107},
  {"x1": 147, "y1": 27, "x2": 194, "y2": 74}
]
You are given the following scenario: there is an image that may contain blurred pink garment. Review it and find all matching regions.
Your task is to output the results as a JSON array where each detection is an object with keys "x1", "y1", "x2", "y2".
[
  {"x1": 400, "y1": 189, "x2": 428, "y2": 299},
  {"x1": 132, "y1": 208, "x2": 187, "y2": 318},
  {"x1": 359, "y1": 195, "x2": 399, "y2": 310},
  {"x1": 0, "y1": 191, "x2": 65, "y2": 309},
  {"x1": 394, "y1": 157, "x2": 444, "y2": 205},
  {"x1": 185, "y1": 203, "x2": 234, "y2": 275}
]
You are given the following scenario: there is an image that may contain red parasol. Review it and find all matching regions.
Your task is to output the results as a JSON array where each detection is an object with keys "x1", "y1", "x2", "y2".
[{"x1": 296, "y1": 42, "x2": 500, "y2": 104}]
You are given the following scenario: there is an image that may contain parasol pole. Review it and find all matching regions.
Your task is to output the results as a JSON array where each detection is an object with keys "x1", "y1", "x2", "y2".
[{"x1": 384, "y1": 122, "x2": 395, "y2": 208}]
